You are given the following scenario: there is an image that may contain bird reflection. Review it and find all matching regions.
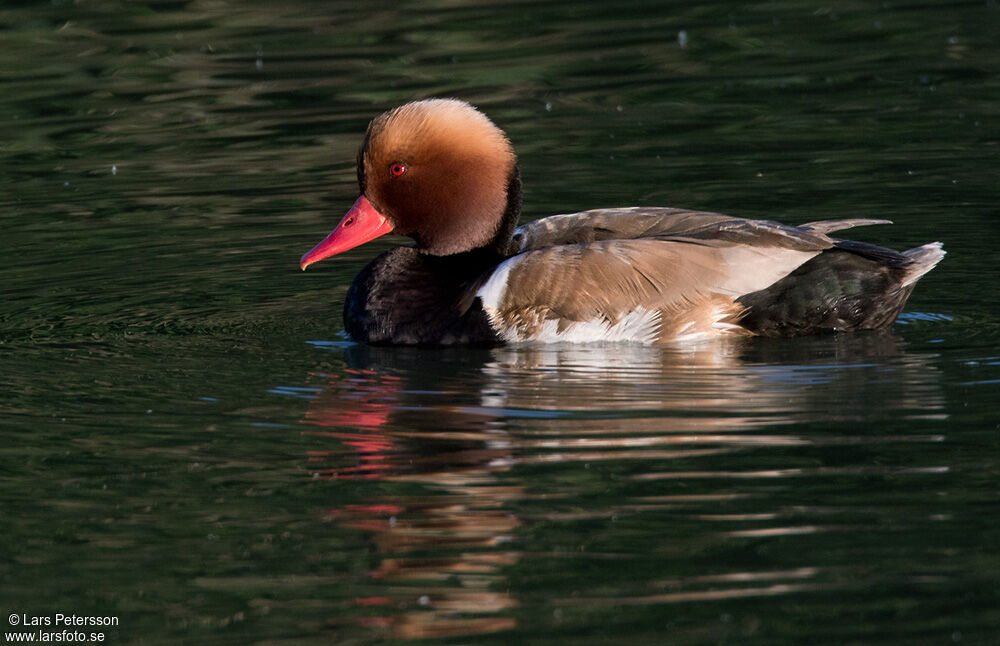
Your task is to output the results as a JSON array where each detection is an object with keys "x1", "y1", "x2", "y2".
[
  {"x1": 484, "y1": 333, "x2": 943, "y2": 428},
  {"x1": 301, "y1": 348, "x2": 519, "y2": 640},
  {"x1": 297, "y1": 333, "x2": 944, "y2": 639}
]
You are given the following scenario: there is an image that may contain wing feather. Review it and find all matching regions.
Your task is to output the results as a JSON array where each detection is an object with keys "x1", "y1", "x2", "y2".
[
  {"x1": 799, "y1": 218, "x2": 892, "y2": 234},
  {"x1": 512, "y1": 207, "x2": 845, "y2": 253}
]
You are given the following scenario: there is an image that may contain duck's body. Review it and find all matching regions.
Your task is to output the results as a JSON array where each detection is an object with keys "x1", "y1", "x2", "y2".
[{"x1": 301, "y1": 99, "x2": 944, "y2": 346}]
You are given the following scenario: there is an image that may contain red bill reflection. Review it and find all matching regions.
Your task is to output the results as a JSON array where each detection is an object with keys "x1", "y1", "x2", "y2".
[{"x1": 301, "y1": 366, "x2": 520, "y2": 640}]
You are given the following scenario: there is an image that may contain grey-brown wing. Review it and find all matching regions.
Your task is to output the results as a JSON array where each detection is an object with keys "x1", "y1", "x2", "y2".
[{"x1": 511, "y1": 207, "x2": 841, "y2": 254}]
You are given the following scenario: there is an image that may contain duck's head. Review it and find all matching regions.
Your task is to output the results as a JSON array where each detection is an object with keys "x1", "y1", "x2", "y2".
[{"x1": 300, "y1": 99, "x2": 518, "y2": 269}]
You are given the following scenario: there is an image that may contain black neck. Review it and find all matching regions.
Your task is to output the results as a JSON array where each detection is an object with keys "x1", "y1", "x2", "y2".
[{"x1": 490, "y1": 165, "x2": 522, "y2": 256}]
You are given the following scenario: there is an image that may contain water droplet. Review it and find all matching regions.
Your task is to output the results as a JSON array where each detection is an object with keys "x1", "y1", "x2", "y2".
[
  {"x1": 111, "y1": 164, "x2": 117, "y2": 175},
  {"x1": 677, "y1": 30, "x2": 689, "y2": 48}
]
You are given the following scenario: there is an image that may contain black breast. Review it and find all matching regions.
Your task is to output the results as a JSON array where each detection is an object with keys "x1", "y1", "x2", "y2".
[{"x1": 344, "y1": 247, "x2": 501, "y2": 346}]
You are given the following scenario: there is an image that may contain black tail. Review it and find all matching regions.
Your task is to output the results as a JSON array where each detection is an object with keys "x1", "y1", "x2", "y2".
[{"x1": 735, "y1": 241, "x2": 945, "y2": 337}]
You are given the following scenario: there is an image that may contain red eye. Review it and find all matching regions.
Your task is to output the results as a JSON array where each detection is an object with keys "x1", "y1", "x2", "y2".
[{"x1": 390, "y1": 163, "x2": 406, "y2": 177}]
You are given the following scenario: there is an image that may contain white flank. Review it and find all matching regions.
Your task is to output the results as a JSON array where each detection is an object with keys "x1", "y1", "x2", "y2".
[
  {"x1": 500, "y1": 307, "x2": 662, "y2": 345},
  {"x1": 476, "y1": 255, "x2": 524, "y2": 311}
]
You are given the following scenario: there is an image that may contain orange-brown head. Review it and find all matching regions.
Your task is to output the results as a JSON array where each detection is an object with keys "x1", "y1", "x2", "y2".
[{"x1": 301, "y1": 99, "x2": 518, "y2": 269}]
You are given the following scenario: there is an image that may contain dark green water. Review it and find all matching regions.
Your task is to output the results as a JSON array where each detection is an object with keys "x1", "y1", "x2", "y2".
[{"x1": 2, "y1": 1, "x2": 999, "y2": 644}]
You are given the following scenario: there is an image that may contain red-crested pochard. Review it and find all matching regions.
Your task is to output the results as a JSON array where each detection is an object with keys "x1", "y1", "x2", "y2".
[{"x1": 300, "y1": 99, "x2": 944, "y2": 346}]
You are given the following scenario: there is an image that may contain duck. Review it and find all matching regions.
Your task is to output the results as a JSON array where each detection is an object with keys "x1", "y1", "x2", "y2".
[{"x1": 300, "y1": 98, "x2": 944, "y2": 346}]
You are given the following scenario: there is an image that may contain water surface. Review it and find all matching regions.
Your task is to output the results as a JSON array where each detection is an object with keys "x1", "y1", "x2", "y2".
[{"x1": 2, "y1": 1, "x2": 999, "y2": 644}]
